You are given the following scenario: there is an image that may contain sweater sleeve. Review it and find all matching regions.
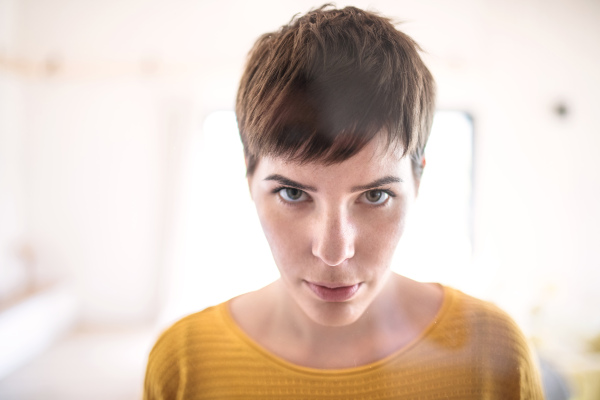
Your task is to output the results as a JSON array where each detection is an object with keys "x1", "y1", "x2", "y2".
[
  {"x1": 473, "y1": 299, "x2": 545, "y2": 400},
  {"x1": 143, "y1": 319, "x2": 187, "y2": 400}
]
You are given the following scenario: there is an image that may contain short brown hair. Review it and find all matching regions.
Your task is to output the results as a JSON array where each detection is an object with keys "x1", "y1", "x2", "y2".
[{"x1": 236, "y1": 4, "x2": 436, "y2": 177}]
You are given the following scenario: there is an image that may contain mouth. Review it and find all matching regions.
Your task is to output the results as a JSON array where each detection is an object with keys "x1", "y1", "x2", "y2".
[{"x1": 305, "y1": 281, "x2": 361, "y2": 302}]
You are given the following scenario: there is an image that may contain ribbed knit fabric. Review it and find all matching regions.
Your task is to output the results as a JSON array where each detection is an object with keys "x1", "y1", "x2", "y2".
[{"x1": 144, "y1": 287, "x2": 544, "y2": 399}]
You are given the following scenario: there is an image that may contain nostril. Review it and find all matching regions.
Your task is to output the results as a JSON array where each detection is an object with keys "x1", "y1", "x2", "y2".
[
  {"x1": 311, "y1": 208, "x2": 356, "y2": 266},
  {"x1": 317, "y1": 252, "x2": 352, "y2": 267},
  {"x1": 312, "y1": 227, "x2": 355, "y2": 266}
]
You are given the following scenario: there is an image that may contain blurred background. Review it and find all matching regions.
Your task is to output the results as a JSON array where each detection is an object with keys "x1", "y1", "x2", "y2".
[{"x1": 0, "y1": 0, "x2": 599, "y2": 398}]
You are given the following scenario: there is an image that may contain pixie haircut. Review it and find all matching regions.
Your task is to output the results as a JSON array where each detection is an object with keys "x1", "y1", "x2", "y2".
[{"x1": 236, "y1": 4, "x2": 436, "y2": 177}]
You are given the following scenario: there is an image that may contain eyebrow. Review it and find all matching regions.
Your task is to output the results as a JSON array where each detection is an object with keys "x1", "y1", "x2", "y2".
[
  {"x1": 264, "y1": 174, "x2": 318, "y2": 192},
  {"x1": 350, "y1": 176, "x2": 403, "y2": 192},
  {"x1": 264, "y1": 174, "x2": 402, "y2": 193}
]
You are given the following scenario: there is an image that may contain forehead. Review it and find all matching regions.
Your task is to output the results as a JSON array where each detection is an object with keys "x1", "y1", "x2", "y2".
[{"x1": 257, "y1": 139, "x2": 411, "y2": 183}]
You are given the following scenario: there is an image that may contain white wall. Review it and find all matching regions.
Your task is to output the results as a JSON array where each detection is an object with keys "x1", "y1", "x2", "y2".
[
  {"x1": 0, "y1": 0, "x2": 28, "y2": 303},
  {"x1": 0, "y1": 0, "x2": 598, "y2": 356}
]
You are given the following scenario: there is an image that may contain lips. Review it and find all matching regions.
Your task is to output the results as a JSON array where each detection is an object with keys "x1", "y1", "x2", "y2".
[{"x1": 305, "y1": 281, "x2": 361, "y2": 302}]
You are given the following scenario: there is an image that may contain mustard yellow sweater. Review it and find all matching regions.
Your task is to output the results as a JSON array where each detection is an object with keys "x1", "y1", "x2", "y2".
[{"x1": 144, "y1": 287, "x2": 544, "y2": 399}]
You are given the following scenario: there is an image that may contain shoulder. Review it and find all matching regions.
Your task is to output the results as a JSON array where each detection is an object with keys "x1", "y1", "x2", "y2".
[
  {"x1": 143, "y1": 304, "x2": 226, "y2": 400},
  {"x1": 151, "y1": 304, "x2": 223, "y2": 351},
  {"x1": 444, "y1": 287, "x2": 529, "y2": 348},
  {"x1": 437, "y1": 287, "x2": 544, "y2": 399},
  {"x1": 438, "y1": 287, "x2": 532, "y2": 356}
]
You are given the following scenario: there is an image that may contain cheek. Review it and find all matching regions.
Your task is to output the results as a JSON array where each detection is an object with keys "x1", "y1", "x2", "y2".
[
  {"x1": 255, "y1": 201, "x2": 308, "y2": 269},
  {"x1": 357, "y1": 199, "x2": 411, "y2": 263}
]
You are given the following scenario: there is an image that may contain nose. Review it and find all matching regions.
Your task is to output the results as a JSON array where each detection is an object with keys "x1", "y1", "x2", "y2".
[{"x1": 312, "y1": 207, "x2": 356, "y2": 266}]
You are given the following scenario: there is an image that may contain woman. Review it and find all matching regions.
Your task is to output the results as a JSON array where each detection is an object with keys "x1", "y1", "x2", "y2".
[{"x1": 144, "y1": 5, "x2": 544, "y2": 399}]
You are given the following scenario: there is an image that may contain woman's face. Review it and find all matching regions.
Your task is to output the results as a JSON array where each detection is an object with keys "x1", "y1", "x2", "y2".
[{"x1": 248, "y1": 139, "x2": 418, "y2": 327}]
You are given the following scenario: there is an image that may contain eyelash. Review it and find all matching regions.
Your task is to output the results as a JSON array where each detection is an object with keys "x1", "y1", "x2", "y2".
[
  {"x1": 271, "y1": 186, "x2": 309, "y2": 206},
  {"x1": 271, "y1": 186, "x2": 396, "y2": 207},
  {"x1": 272, "y1": 186, "x2": 310, "y2": 205}
]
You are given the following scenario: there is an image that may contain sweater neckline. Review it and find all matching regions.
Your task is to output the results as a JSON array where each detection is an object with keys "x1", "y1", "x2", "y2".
[{"x1": 219, "y1": 284, "x2": 456, "y2": 376}]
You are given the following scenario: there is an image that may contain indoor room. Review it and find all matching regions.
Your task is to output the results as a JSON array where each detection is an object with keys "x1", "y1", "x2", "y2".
[{"x1": 1, "y1": 0, "x2": 599, "y2": 398}]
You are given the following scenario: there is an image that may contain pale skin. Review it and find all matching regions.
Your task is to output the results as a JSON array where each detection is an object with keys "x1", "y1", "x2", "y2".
[{"x1": 230, "y1": 138, "x2": 444, "y2": 369}]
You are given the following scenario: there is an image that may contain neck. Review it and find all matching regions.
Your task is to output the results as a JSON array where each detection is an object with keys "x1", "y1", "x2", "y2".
[
  {"x1": 230, "y1": 273, "x2": 444, "y2": 369},
  {"x1": 269, "y1": 274, "x2": 408, "y2": 368}
]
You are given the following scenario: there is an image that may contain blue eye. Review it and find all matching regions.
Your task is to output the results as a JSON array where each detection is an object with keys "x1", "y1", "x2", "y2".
[
  {"x1": 278, "y1": 187, "x2": 308, "y2": 202},
  {"x1": 361, "y1": 190, "x2": 390, "y2": 205}
]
